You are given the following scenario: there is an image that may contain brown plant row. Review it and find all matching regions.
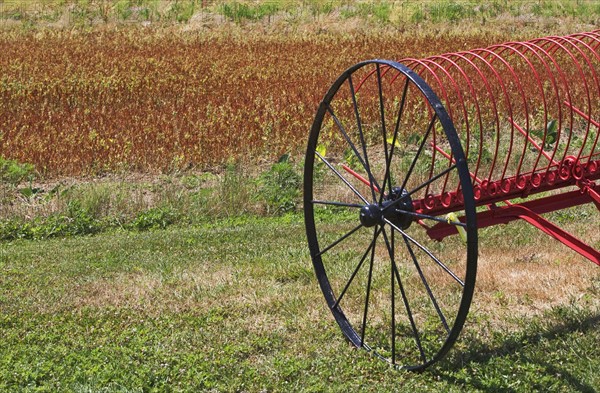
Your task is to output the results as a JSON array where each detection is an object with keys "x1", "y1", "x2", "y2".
[{"x1": 1, "y1": 29, "x2": 537, "y2": 177}]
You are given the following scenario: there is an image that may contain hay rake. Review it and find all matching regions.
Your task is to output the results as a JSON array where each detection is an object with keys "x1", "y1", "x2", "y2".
[{"x1": 303, "y1": 31, "x2": 600, "y2": 371}]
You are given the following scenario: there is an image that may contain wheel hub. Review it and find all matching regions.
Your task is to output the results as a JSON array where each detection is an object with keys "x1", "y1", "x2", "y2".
[{"x1": 359, "y1": 187, "x2": 413, "y2": 229}]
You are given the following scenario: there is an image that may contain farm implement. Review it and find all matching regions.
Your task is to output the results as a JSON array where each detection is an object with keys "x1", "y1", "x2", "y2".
[{"x1": 304, "y1": 30, "x2": 600, "y2": 371}]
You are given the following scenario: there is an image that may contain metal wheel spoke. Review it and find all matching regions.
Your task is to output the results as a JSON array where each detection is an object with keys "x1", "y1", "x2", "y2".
[
  {"x1": 399, "y1": 113, "x2": 438, "y2": 193},
  {"x1": 390, "y1": 230, "x2": 397, "y2": 364},
  {"x1": 316, "y1": 223, "x2": 364, "y2": 258},
  {"x1": 402, "y1": 234, "x2": 450, "y2": 333},
  {"x1": 395, "y1": 209, "x2": 468, "y2": 227},
  {"x1": 361, "y1": 232, "x2": 377, "y2": 346},
  {"x1": 312, "y1": 200, "x2": 364, "y2": 209},
  {"x1": 376, "y1": 64, "x2": 390, "y2": 203},
  {"x1": 348, "y1": 75, "x2": 381, "y2": 199},
  {"x1": 333, "y1": 227, "x2": 382, "y2": 310},
  {"x1": 326, "y1": 104, "x2": 371, "y2": 177},
  {"x1": 381, "y1": 78, "x2": 410, "y2": 205},
  {"x1": 382, "y1": 229, "x2": 427, "y2": 363},
  {"x1": 385, "y1": 219, "x2": 464, "y2": 286},
  {"x1": 315, "y1": 150, "x2": 369, "y2": 205}
]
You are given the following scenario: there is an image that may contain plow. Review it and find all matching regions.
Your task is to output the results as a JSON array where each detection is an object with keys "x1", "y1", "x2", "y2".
[{"x1": 303, "y1": 30, "x2": 600, "y2": 371}]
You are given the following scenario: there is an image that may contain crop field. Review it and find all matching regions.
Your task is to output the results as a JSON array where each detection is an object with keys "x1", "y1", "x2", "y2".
[
  {"x1": 1, "y1": 1, "x2": 599, "y2": 176},
  {"x1": 1, "y1": 0, "x2": 600, "y2": 392},
  {"x1": 0, "y1": 30, "x2": 531, "y2": 176}
]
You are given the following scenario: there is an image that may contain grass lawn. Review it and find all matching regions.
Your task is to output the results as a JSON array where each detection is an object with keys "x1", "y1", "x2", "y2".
[
  {"x1": 1, "y1": 215, "x2": 599, "y2": 392},
  {"x1": 1, "y1": 1, "x2": 599, "y2": 391}
]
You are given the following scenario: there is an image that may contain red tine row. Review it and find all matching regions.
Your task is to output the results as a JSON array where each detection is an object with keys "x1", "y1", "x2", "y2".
[{"x1": 399, "y1": 30, "x2": 600, "y2": 214}]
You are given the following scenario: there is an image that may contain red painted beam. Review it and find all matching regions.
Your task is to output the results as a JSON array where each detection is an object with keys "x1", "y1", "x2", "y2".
[{"x1": 426, "y1": 184, "x2": 600, "y2": 266}]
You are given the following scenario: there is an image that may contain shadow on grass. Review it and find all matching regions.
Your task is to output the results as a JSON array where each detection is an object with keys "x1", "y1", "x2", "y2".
[{"x1": 435, "y1": 310, "x2": 600, "y2": 392}]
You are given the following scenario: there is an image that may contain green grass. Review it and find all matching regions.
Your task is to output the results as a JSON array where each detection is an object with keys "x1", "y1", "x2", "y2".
[
  {"x1": 1, "y1": 216, "x2": 599, "y2": 391},
  {"x1": 2, "y1": 0, "x2": 600, "y2": 31}
]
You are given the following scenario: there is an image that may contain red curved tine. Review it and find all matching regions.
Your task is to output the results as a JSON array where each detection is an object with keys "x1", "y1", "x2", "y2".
[
  {"x1": 475, "y1": 47, "x2": 524, "y2": 183},
  {"x1": 444, "y1": 51, "x2": 500, "y2": 186},
  {"x1": 508, "y1": 40, "x2": 565, "y2": 178},
  {"x1": 493, "y1": 43, "x2": 545, "y2": 180},
  {"x1": 420, "y1": 57, "x2": 473, "y2": 197},
  {"x1": 388, "y1": 30, "x2": 600, "y2": 264},
  {"x1": 562, "y1": 32, "x2": 600, "y2": 164},
  {"x1": 534, "y1": 36, "x2": 589, "y2": 169},
  {"x1": 392, "y1": 31, "x2": 600, "y2": 219},
  {"x1": 397, "y1": 58, "x2": 449, "y2": 197},
  {"x1": 506, "y1": 41, "x2": 555, "y2": 177},
  {"x1": 560, "y1": 35, "x2": 599, "y2": 163},
  {"x1": 463, "y1": 49, "x2": 513, "y2": 185},
  {"x1": 430, "y1": 54, "x2": 484, "y2": 190}
]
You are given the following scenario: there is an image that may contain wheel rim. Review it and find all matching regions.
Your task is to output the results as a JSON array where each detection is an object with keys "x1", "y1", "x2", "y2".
[{"x1": 304, "y1": 60, "x2": 478, "y2": 371}]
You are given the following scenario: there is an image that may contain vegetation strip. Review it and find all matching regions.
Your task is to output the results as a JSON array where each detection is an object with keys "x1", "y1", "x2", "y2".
[{"x1": 1, "y1": 218, "x2": 599, "y2": 391}]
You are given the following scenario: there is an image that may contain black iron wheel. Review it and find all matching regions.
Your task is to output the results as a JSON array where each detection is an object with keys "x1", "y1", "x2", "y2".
[{"x1": 304, "y1": 60, "x2": 478, "y2": 371}]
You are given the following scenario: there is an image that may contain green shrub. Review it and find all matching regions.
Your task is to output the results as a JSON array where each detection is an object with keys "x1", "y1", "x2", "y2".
[
  {"x1": 0, "y1": 200, "x2": 102, "y2": 241},
  {"x1": 218, "y1": 1, "x2": 281, "y2": 23},
  {"x1": 115, "y1": 0, "x2": 134, "y2": 20},
  {"x1": 129, "y1": 206, "x2": 179, "y2": 231},
  {"x1": 429, "y1": 1, "x2": 473, "y2": 23},
  {"x1": 410, "y1": 7, "x2": 426, "y2": 23},
  {"x1": 0, "y1": 157, "x2": 34, "y2": 186},
  {"x1": 168, "y1": 0, "x2": 198, "y2": 23},
  {"x1": 258, "y1": 154, "x2": 301, "y2": 215},
  {"x1": 65, "y1": 200, "x2": 103, "y2": 235},
  {"x1": 308, "y1": 0, "x2": 334, "y2": 18}
]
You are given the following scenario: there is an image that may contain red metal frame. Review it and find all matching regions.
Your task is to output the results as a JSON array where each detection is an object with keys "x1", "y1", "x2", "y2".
[
  {"x1": 412, "y1": 158, "x2": 600, "y2": 216},
  {"x1": 348, "y1": 30, "x2": 600, "y2": 266},
  {"x1": 426, "y1": 181, "x2": 600, "y2": 266},
  {"x1": 344, "y1": 162, "x2": 600, "y2": 265}
]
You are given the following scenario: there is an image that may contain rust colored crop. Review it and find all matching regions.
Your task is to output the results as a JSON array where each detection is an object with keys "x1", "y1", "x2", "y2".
[{"x1": 0, "y1": 30, "x2": 530, "y2": 177}]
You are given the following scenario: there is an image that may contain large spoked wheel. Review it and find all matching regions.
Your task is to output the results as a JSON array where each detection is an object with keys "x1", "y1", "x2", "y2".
[{"x1": 304, "y1": 60, "x2": 478, "y2": 371}]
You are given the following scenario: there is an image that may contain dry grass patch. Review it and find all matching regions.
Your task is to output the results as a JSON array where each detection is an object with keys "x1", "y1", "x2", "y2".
[
  {"x1": 67, "y1": 258, "x2": 323, "y2": 338},
  {"x1": 472, "y1": 240, "x2": 600, "y2": 329},
  {"x1": 72, "y1": 271, "x2": 163, "y2": 310},
  {"x1": 71, "y1": 263, "x2": 235, "y2": 313}
]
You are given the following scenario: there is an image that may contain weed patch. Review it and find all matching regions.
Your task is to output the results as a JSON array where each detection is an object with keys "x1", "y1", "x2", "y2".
[{"x1": 257, "y1": 154, "x2": 301, "y2": 215}]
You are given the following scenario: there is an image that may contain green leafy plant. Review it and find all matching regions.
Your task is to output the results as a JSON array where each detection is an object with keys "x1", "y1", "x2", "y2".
[
  {"x1": 218, "y1": 1, "x2": 281, "y2": 23},
  {"x1": 0, "y1": 200, "x2": 102, "y2": 240},
  {"x1": 258, "y1": 154, "x2": 301, "y2": 215},
  {"x1": 115, "y1": 0, "x2": 135, "y2": 20},
  {"x1": 63, "y1": 200, "x2": 102, "y2": 236},
  {"x1": 168, "y1": 0, "x2": 197, "y2": 23},
  {"x1": 530, "y1": 119, "x2": 558, "y2": 151},
  {"x1": 315, "y1": 144, "x2": 327, "y2": 157},
  {"x1": 17, "y1": 185, "x2": 43, "y2": 199},
  {"x1": 343, "y1": 148, "x2": 360, "y2": 169},
  {"x1": 129, "y1": 206, "x2": 179, "y2": 230},
  {"x1": 0, "y1": 157, "x2": 34, "y2": 186}
]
